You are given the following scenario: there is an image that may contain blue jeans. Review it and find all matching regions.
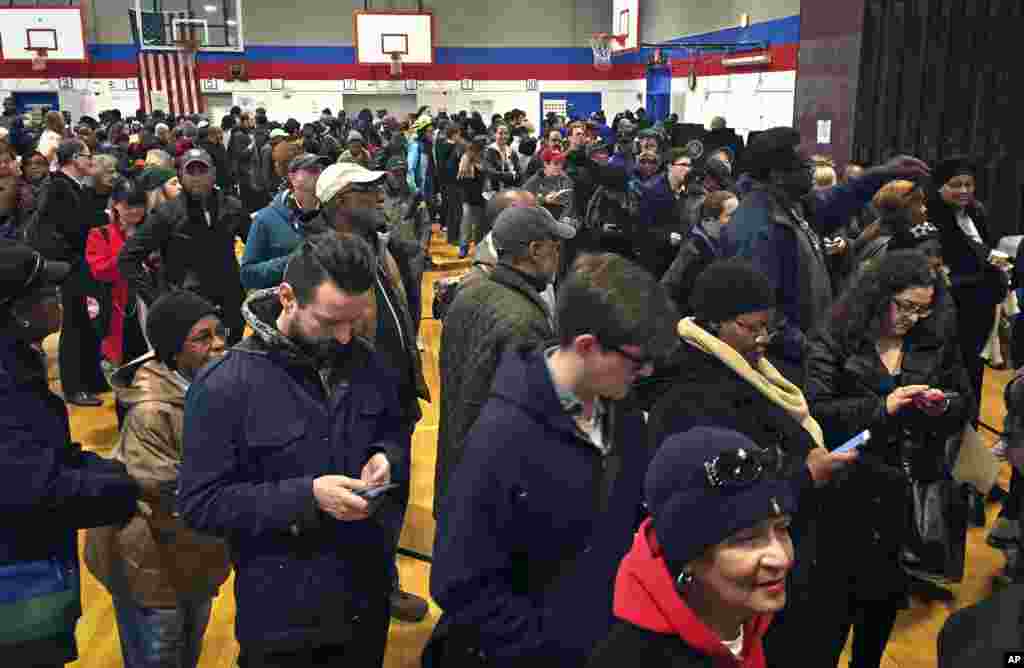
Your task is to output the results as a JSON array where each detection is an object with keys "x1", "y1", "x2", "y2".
[{"x1": 112, "y1": 596, "x2": 213, "y2": 668}]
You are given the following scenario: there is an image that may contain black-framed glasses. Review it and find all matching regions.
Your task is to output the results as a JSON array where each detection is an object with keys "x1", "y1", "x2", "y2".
[
  {"x1": 185, "y1": 325, "x2": 229, "y2": 347},
  {"x1": 671, "y1": 160, "x2": 691, "y2": 168},
  {"x1": 892, "y1": 297, "x2": 933, "y2": 319},
  {"x1": 602, "y1": 342, "x2": 655, "y2": 368},
  {"x1": 704, "y1": 445, "x2": 784, "y2": 489},
  {"x1": 734, "y1": 318, "x2": 779, "y2": 343}
]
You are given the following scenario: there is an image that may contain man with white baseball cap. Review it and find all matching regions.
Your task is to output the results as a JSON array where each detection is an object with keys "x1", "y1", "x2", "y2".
[{"x1": 313, "y1": 160, "x2": 434, "y2": 624}]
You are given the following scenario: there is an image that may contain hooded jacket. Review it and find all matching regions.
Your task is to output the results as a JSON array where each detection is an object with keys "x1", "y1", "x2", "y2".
[
  {"x1": 84, "y1": 354, "x2": 230, "y2": 608},
  {"x1": 178, "y1": 289, "x2": 407, "y2": 650},
  {"x1": 589, "y1": 519, "x2": 771, "y2": 668}
]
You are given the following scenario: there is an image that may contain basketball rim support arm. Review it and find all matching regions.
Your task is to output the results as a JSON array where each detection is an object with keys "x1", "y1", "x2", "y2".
[{"x1": 637, "y1": 40, "x2": 769, "y2": 52}]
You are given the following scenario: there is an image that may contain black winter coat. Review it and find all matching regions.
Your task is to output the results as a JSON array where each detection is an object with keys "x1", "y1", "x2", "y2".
[
  {"x1": 805, "y1": 298, "x2": 974, "y2": 601},
  {"x1": 639, "y1": 339, "x2": 818, "y2": 579},
  {"x1": 643, "y1": 341, "x2": 818, "y2": 469},
  {"x1": 117, "y1": 190, "x2": 246, "y2": 305},
  {"x1": 659, "y1": 229, "x2": 719, "y2": 315},
  {"x1": 588, "y1": 622, "x2": 713, "y2": 668},
  {"x1": 27, "y1": 171, "x2": 90, "y2": 262},
  {"x1": 0, "y1": 334, "x2": 139, "y2": 665},
  {"x1": 938, "y1": 585, "x2": 1024, "y2": 668}
]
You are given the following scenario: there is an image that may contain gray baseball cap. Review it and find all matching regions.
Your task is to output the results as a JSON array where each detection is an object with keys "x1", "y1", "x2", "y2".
[{"x1": 492, "y1": 206, "x2": 576, "y2": 253}]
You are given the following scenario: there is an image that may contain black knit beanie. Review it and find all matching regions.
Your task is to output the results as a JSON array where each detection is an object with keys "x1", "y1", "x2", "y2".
[
  {"x1": 689, "y1": 258, "x2": 775, "y2": 324},
  {"x1": 145, "y1": 291, "x2": 219, "y2": 367}
]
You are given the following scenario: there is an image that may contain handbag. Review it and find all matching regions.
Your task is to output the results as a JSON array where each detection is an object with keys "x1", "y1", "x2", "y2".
[
  {"x1": 899, "y1": 476, "x2": 969, "y2": 584},
  {"x1": 952, "y1": 423, "x2": 1001, "y2": 495},
  {"x1": 0, "y1": 556, "x2": 81, "y2": 645}
]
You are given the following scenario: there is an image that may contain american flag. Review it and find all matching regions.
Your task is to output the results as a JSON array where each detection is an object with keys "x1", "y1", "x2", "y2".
[
  {"x1": 137, "y1": 50, "x2": 203, "y2": 117},
  {"x1": 134, "y1": 10, "x2": 204, "y2": 116}
]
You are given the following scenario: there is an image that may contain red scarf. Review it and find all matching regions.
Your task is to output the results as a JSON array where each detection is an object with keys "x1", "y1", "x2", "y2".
[{"x1": 612, "y1": 518, "x2": 771, "y2": 668}]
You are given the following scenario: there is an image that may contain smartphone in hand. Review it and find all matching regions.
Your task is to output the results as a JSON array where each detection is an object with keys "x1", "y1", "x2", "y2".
[
  {"x1": 352, "y1": 483, "x2": 399, "y2": 513},
  {"x1": 834, "y1": 430, "x2": 871, "y2": 454},
  {"x1": 913, "y1": 388, "x2": 950, "y2": 409}
]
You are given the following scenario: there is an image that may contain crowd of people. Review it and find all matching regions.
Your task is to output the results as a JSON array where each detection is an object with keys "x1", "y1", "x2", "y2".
[{"x1": 0, "y1": 94, "x2": 1021, "y2": 668}]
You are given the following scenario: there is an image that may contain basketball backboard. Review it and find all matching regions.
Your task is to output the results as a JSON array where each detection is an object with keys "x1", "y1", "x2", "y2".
[
  {"x1": 611, "y1": 0, "x2": 639, "y2": 53},
  {"x1": 133, "y1": 0, "x2": 244, "y2": 52},
  {"x1": 354, "y1": 10, "x2": 434, "y2": 64},
  {"x1": 0, "y1": 8, "x2": 87, "y2": 62}
]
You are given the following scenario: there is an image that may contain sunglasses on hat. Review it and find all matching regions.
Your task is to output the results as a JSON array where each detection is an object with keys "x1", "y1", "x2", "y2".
[{"x1": 704, "y1": 445, "x2": 785, "y2": 489}]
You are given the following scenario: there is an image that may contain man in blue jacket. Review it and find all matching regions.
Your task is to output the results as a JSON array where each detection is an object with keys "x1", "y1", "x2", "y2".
[
  {"x1": 721, "y1": 126, "x2": 929, "y2": 384},
  {"x1": 179, "y1": 234, "x2": 407, "y2": 667},
  {"x1": 428, "y1": 252, "x2": 679, "y2": 668},
  {"x1": 240, "y1": 153, "x2": 332, "y2": 290}
]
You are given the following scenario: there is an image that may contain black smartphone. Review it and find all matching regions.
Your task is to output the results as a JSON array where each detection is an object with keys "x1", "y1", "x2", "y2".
[
  {"x1": 353, "y1": 483, "x2": 399, "y2": 500},
  {"x1": 353, "y1": 483, "x2": 399, "y2": 513}
]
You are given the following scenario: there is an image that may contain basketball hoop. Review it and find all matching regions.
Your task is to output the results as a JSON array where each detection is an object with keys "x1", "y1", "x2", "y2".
[
  {"x1": 387, "y1": 51, "x2": 403, "y2": 78},
  {"x1": 590, "y1": 33, "x2": 626, "y2": 71},
  {"x1": 174, "y1": 36, "x2": 202, "y2": 68},
  {"x1": 31, "y1": 48, "x2": 49, "y2": 72}
]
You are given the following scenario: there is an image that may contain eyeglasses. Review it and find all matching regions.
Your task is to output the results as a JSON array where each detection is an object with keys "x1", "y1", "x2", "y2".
[
  {"x1": 602, "y1": 342, "x2": 655, "y2": 368},
  {"x1": 185, "y1": 325, "x2": 228, "y2": 347},
  {"x1": 734, "y1": 318, "x2": 779, "y2": 343},
  {"x1": 704, "y1": 445, "x2": 784, "y2": 489},
  {"x1": 671, "y1": 161, "x2": 691, "y2": 168},
  {"x1": 349, "y1": 183, "x2": 383, "y2": 194},
  {"x1": 892, "y1": 297, "x2": 933, "y2": 318}
]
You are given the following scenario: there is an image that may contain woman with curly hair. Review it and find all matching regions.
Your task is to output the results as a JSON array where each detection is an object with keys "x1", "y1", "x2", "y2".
[{"x1": 792, "y1": 250, "x2": 974, "y2": 668}]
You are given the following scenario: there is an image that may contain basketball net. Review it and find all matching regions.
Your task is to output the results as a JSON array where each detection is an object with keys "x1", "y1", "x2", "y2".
[
  {"x1": 590, "y1": 33, "x2": 626, "y2": 71},
  {"x1": 388, "y1": 52, "x2": 403, "y2": 78},
  {"x1": 31, "y1": 48, "x2": 49, "y2": 72}
]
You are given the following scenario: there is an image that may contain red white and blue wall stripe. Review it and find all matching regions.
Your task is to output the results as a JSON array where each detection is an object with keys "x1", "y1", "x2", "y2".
[{"x1": 0, "y1": 15, "x2": 798, "y2": 81}]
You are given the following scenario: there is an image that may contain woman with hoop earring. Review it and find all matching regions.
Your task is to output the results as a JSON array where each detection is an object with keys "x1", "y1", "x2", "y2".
[{"x1": 589, "y1": 427, "x2": 796, "y2": 668}]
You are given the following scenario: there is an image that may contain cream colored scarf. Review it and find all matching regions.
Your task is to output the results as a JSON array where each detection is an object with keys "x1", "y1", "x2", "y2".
[{"x1": 678, "y1": 318, "x2": 824, "y2": 447}]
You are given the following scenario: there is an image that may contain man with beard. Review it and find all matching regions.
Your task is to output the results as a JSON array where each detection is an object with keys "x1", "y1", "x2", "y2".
[
  {"x1": 313, "y1": 162, "x2": 432, "y2": 622},
  {"x1": 179, "y1": 234, "x2": 407, "y2": 667},
  {"x1": 721, "y1": 127, "x2": 929, "y2": 385},
  {"x1": 118, "y1": 148, "x2": 248, "y2": 344}
]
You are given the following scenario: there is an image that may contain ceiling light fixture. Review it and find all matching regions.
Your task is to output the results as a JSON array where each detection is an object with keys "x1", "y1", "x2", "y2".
[{"x1": 203, "y1": 4, "x2": 217, "y2": 12}]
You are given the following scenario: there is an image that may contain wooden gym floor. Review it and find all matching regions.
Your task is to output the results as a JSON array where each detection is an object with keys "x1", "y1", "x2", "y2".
[{"x1": 58, "y1": 232, "x2": 1013, "y2": 668}]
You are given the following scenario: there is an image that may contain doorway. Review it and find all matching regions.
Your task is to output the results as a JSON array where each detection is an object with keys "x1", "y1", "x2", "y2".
[
  {"x1": 540, "y1": 92, "x2": 602, "y2": 126},
  {"x1": 13, "y1": 92, "x2": 58, "y2": 114},
  {"x1": 645, "y1": 66, "x2": 671, "y2": 123}
]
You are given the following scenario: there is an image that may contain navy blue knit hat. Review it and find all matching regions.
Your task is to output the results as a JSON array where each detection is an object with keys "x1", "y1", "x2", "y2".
[{"x1": 645, "y1": 427, "x2": 797, "y2": 571}]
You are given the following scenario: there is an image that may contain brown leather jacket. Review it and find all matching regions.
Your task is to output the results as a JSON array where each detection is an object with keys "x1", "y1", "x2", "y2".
[{"x1": 84, "y1": 353, "x2": 230, "y2": 607}]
